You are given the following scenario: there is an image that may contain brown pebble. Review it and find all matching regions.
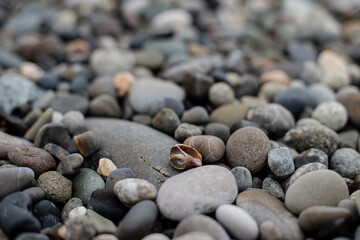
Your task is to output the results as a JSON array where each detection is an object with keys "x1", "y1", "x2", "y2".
[
  {"x1": 73, "y1": 131, "x2": 99, "y2": 158},
  {"x1": 260, "y1": 70, "x2": 290, "y2": 86},
  {"x1": 184, "y1": 135, "x2": 225, "y2": 163},
  {"x1": 97, "y1": 158, "x2": 117, "y2": 179},
  {"x1": 8, "y1": 146, "x2": 56, "y2": 177},
  {"x1": 114, "y1": 72, "x2": 135, "y2": 97}
]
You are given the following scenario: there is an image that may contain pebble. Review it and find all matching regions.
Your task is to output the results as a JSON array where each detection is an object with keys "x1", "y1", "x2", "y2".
[
  {"x1": 152, "y1": 108, "x2": 181, "y2": 135},
  {"x1": 181, "y1": 106, "x2": 209, "y2": 125},
  {"x1": 37, "y1": 171, "x2": 72, "y2": 204},
  {"x1": 289, "y1": 163, "x2": 328, "y2": 187},
  {"x1": 113, "y1": 72, "x2": 135, "y2": 97},
  {"x1": 72, "y1": 168, "x2": 105, "y2": 205},
  {"x1": 65, "y1": 215, "x2": 96, "y2": 240},
  {"x1": 0, "y1": 131, "x2": 32, "y2": 159},
  {"x1": 308, "y1": 83, "x2": 336, "y2": 106},
  {"x1": 209, "y1": 103, "x2": 248, "y2": 128},
  {"x1": 267, "y1": 147, "x2": 295, "y2": 177},
  {"x1": 330, "y1": 148, "x2": 360, "y2": 179},
  {"x1": 173, "y1": 214, "x2": 230, "y2": 240},
  {"x1": 105, "y1": 168, "x2": 136, "y2": 191},
  {"x1": 44, "y1": 143, "x2": 69, "y2": 162},
  {"x1": 338, "y1": 130, "x2": 359, "y2": 149},
  {"x1": 61, "y1": 111, "x2": 85, "y2": 135},
  {"x1": 114, "y1": 178, "x2": 157, "y2": 207},
  {"x1": 183, "y1": 73, "x2": 214, "y2": 101},
  {"x1": 33, "y1": 199, "x2": 60, "y2": 228},
  {"x1": 68, "y1": 206, "x2": 87, "y2": 219},
  {"x1": 86, "y1": 209, "x2": 117, "y2": 234},
  {"x1": 61, "y1": 197, "x2": 83, "y2": 223},
  {"x1": 132, "y1": 114, "x2": 153, "y2": 126},
  {"x1": 173, "y1": 232, "x2": 214, "y2": 240},
  {"x1": 216, "y1": 204, "x2": 259, "y2": 240},
  {"x1": 311, "y1": 101, "x2": 348, "y2": 131},
  {"x1": 51, "y1": 93, "x2": 89, "y2": 114},
  {"x1": 259, "y1": 82, "x2": 287, "y2": 102},
  {"x1": 135, "y1": 50, "x2": 165, "y2": 70},
  {"x1": 299, "y1": 206, "x2": 351, "y2": 232},
  {"x1": 183, "y1": 135, "x2": 225, "y2": 163},
  {"x1": 37, "y1": 72, "x2": 60, "y2": 90},
  {"x1": 204, "y1": 123, "x2": 230, "y2": 143},
  {"x1": 295, "y1": 118, "x2": 322, "y2": 128},
  {"x1": 97, "y1": 158, "x2": 117, "y2": 179},
  {"x1": 285, "y1": 170, "x2": 350, "y2": 214},
  {"x1": 236, "y1": 189, "x2": 303, "y2": 240},
  {"x1": 0, "y1": 73, "x2": 44, "y2": 115},
  {"x1": 19, "y1": 62, "x2": 44, "y2": 82},
  {"x1": 174, "y1": 123, "x2": 202, "y2": 142},
  {"x1": 85, "y1": 119, "x2": 179, "y2": 189},
  {"x1": 163, "y1": 98, "x2": 185, "y2": 117},
  {"x1": 56, "y1": 153, "x2": 84, "y2": 176},
  {"x1": 0, "y1": 192, "x2": 41, "y2": 239},
  {"x1": 89, "y1": 94, "x2": 122, "y2": 118},
  {"x1": 89, "y1": 76, "x2": 117, "y2": 98},
  {"x1": 0, "y1": 167, "x2": 35, "y2": 199},
  {"x1": 129, "y1": 78, "x2": 185, "y2": 115},
  {"x1": 246, "y1": 103, "x2": 295, "y2": 137},
  {"x1": 208, "y1": 82, "x2": 235, "y2": 106},
  {"x1": 82, "y1": 149, "x2": 111, "y2": 171},
  {"x1": 151, "y1": 9, "x2": 192, "y2": 31},
  {"x1": 337, "y1": 92, "x2": 360, "y2": 129},
  {"x1": 23, "y1": 187, "x2": 45, "y2": 203},
  {"x1": 88, "y1": 189, "x2": 128, "y2": 224},
  {"x1": 73, "y1": 130, "x2": 99, "y2": 158},
  {"x1": 262, "y1": 177, "x2": 285, "y2": 199},
  {"x1": 24, "y1": 108, "x2": 53, "y2": 141},
  {"x1": 294, "y1": 148, "x2": 328, "y2": 168},
  {"x1": 93, "y1": 234, "x2": 119, "y2": 240},
  {"x1": 284, "y1": 125, "x2": 339, "y2": 155},
  {"x1": 142, "y1": 233, "x2": 170, "y2": 240},
  {"x1": 157, "y1": 165, "x2": 237, "y2": 221},
  {"x1": 287, "y1": 41, "x2": 317, "y2": 64},
  {"x1": 15, "y1": 233, "x2": 49, "y2": 240},
  {"x1": 115, "y1": 200, "x2": 158, "y2": 240},
  {"x1": 226, "y1": 126, "x2": 271, "y2": 173},
  {"x1": 8, "y1": 147, "x2": 56, "y2": 177},
  {"x1": 260, "y1": 70, "x2": 290, "y2": 86},
  {"x1": 231, "y1": 167, "x2": 253, "y2": 192}
]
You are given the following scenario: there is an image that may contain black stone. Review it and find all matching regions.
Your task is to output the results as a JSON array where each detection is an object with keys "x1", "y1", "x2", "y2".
[
  {"x1": 15, "y1": 233, "x2": 49, "y2": 240},
  {"x1": 33, "y1": 200, "x2": 60, "y2": 228},
  {"x1": 38, "y1": 72, "x2": 60, "y2": 90},
  {"x1": 88, "y1": 189, "x2": 128, "y2": 224},
  {"x1": 235, "y1": 74, "x2": 260, "y2": 98},
  {"x1": 184, "y1": 73, "x2": 213, "y2": 101},
  {"x1": 0, "y1": 114, "x2": 28, "y2": 136},
  {"x1": 83, "y1": 149, "x2": 110, "y2": 170},
  {"x1": 105, "y1": 168, "x2": 137, "y2": 191}
]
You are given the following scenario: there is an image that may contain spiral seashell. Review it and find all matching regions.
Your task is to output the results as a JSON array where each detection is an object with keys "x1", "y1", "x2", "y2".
[
  {"x1": 169, "y1": 144, "x2": 202, "y2": 170},
  {"x1": 183, "y1": 135, "x2": 225, "y2": 163}
]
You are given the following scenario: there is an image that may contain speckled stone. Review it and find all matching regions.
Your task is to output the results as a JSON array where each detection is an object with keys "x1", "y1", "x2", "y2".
[
  {"x1": 226, "y1": 127, "x2": 271, "y2": 173},
  {"x1": 284, "y1": 125, "x2": 338, "y2": 155},
  {"x1": 72, "y1": 168, "x2": 105, "y2": 205},
  {"x1": 152, "y1": 108, "x2": 181, "y2": 135},
  {"x1": 294, "y1": 148, "x2": 328, "y2": 168},
  {"x1": 311, "y1": 101, "x2": 348, "y2": 131},
  {"x1": 330, "y1": 148, "x2": 360, "y2": 179},
  {"x1": 295, "y1": 118, "x2": 321, "y2": 128},
  {"x1": 231, "y1": 167, "x2": 252, "y2": 192},
  {"x1": 209, "y1": 103, "x2": 248, "y2": 128},
  {"x1": 174, "y1": 123, "x2": 202, "y2": 142},
  {"x1": 56, "y1": 153, "x2": 83, "y2": 176},
  {"x1": 173, "y1": 214, "x2": 230, "y2": 240},
  {"x1": 114, "y1": 178, "x2": 157, "y2": 207},
  {"x1": 267, "y1": 147, "x2": 295, "y2": 177},
  {"x1": 285, "y1": 170, "x2": 349, "y2": 214},
  {"x1": 246, "y1": 103, "x2": 295, "y2": 137},
  {"x1": 44, "y1": 143, "x2": 69, "y2": 162},
  {"x1": 236, "y1": 189, "x2": 303, "y2": 240},
  {"x1": 37, "y1": 171, "x2": 72, "y2": 204},
  {"x1": 157, "y1": 166, "x2": 237, "y2": 221},
  {"x1": 262, "y1": 178, "x2": 285, "y2": 199}
]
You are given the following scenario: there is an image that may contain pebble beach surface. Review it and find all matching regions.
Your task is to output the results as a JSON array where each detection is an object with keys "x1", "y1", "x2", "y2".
[{"x1": 0, "y1": 0, "x2": 360, "y2": 239}]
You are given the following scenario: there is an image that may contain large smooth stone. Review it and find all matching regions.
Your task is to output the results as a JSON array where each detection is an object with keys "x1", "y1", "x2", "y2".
[
  {"x1": 157, "y1": 165, "x2": 238, "y2": 221},
  {"x1": 85, "y1": 118, "x2": 180, "y2": 189},
  {"x1": 0, "y1": 167, "x2": 35, "y2": 199},
  {"x1": 236, "y1": 189, "x2": 303, "y2": 240},
  {"x1": 285, "y1": 170, "x2": 349, "y2": 214},
  {"x1": 0, "y1": 131, "x2": 32, "y2": 159},
  {"x1": 128, "y1": 78, "x2": 185, "y2": 115}
]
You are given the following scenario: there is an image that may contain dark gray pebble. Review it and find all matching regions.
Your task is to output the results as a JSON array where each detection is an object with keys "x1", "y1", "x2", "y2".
[
  {"x1": 152, "y1": 108, "x2": 181, "y2": 135},
  {"x1": 204, "y1": 122, "x2": 230, "y2": 143},
  {"x1": 44, "y1": 143, "x2": 70, "y2": 162},
  {"x1": 56, "y1": 153, "x2": 83, "y2": 176},
  {"x1": 89, "y1": 94, "x2": 122, "y2": 118},
  {"x1": 23, "y1": 187, "x2": 45, "y2": 203},
  {"x1": 105, "y1": 168, "x2": 136, "y2": 191},
  {"x1": 294, "y1": 148, "x2": 328, "y2": 168},
  {"x1": 33, "y1": 200, "x2": 60, "y2": 228},
  {"x1": 83, "y1": 150, "x2": 111, "y2": 171}
]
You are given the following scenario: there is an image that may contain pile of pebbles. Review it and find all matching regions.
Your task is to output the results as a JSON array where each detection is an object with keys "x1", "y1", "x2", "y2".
[{"x1": 0, "y1": 0, "x2": 360, "y2": 239}]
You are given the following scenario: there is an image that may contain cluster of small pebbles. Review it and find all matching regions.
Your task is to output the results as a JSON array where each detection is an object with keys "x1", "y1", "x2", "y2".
[{"x1": 0, "y1": 0, "x2": 360, "y2": 239}]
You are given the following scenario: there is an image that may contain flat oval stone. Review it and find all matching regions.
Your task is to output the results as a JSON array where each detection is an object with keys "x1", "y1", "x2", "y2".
[
  {"x1": 209, "y1": 103, "x2": 248, "y2": 128},
  {"x1": 85, "y1": 118, "x2": 180, "y2": 189},
  {"x1": 157, "y1": 165, "x2": 237, "y2": 221},
  {"x1": 0, "y1": 131, "x2": 32, "y2": 159},
  {"x1": 236, "y1": 189, "x2": 303, "y2": 240},
  {"x1": 330, "y1": 148, "x2": 360, "y2": 179},
  {"x1": 0, "y1": 167, "x2": 35, "y2": 199},
  {"x1": 289, "y1": 162, "x2": 328, "y2": 186},
  {"x1": 285, "y1": 170, "x2": 349, "y2": 214},
  {"x1": 284, "y1": 125, "x2": 338, "y2": 155},
  {"x1": 226, "y1": 127, "x2": 271, "y2": 173},
  {"x1": 8, "y1": 147, "x2": 56, "y2": 177},
  {"x1": 216, "y1": 204, "x2": 259, "y2": 240}
]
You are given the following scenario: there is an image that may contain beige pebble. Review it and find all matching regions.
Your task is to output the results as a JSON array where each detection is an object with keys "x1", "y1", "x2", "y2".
[
  {"x1": 260, "y1": 70, "x2": 290, "y2": 86},
  {"x1": 114, "y1": 72, "x2": 136, "y2": 97},
  {"x1": 19, "y1": 62, "x2": 44, "y2": 82},
  {"x1": 97, "y1": 158, "x2": 117, "y2": 179}
]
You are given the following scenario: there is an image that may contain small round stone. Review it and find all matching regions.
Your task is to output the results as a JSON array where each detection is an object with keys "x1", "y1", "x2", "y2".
[
  {"x1": 8, "y1": 147, "x2": 56, "y2": 177},
  {"x1": 260, "y1": 70, "x2": 290, "y2": 86},
  {"x1": 226, "y1": 126, "x2": 271, "y2": 173},
  {"x1": 61, "y1": 197, "x2": 83, "y2": 223},
  {"x1": 44, "y1": 143, "x2": 70, "y2": 162},
  {"x1": 294, "y1": 148, "x2": 328, "y2": 168},
  {"x1": 114, "y1": 178, "x2": 157, "y2": 207},
  {"x1": 68, "y1": 206, "x2": 87, "y2": 219},
  {"x1": 216, "y1": 204, "x2": 258, "y2": 240},
  {"x1": 231, "y1": 167, "x2": 252, "y2": 192},
  {"x1": 105, "y1": 168, "x2": 136, "y2": 191},
  {"x1": 19, "y1": 62, "x2": 44, "y2": 82},
  {"x1": 142, "y1": 233, "x2": 170, "y2": 240},
  {"x1": 33, "y1": 199, "x2": 61, "y2": 228},
  {"x1": 23, "y1": 187, "x2": 45, "y2": 203},
  {"x1": 97, "y1": 158, "x2": 117, "y2": 179},
  {"x1": 181, "y1": 106, "x2": 209, "y2": 125},
  {"x1": 311, "y1": 101, "x2": 348, "y2": 131},
  {"x1": 204, "y1": 123, "x2": 230, "y2": 143},
  {"x1": 56, "y1": 153, "x2": 84, "y2": 176},
  {"x1": 267, "y1": 147, "x2": 295, "y2": 177},
  {"x1": 73, "y1": 131, "x2": 99, "y2": 158},
  {"x1": 330, "y1": 148, "x2": 360, "y2": 179},
  {"x1": 61, "y1": 111, "x2": 85, "y2": 135},
  {"x1": 174, "y1": 123, "x2": 202, "y2": 142},
  {"x1": 37, "y1": 171, "x2": 72, "y2": 204},
  {"x1": 152, "y1": 108, "x2": 181, "y2": 135},
  {"x1": 72, "y1": 168, "x2": 105, "y2": 205},
  {"x1": 208, "y1": 82, "x2": 235, "y2": 106},
  {"x1": 337, "y1": 92, "x2": 360, "y2": 129},
  {"x1": 210, "y1": 103, "x2": 249, "y2": 128},
  {"x1": 113, "y1": 72, "x2": 136, "y2": 97},
  {"x1": 89, "y1": 94, "x2": 122, "y2": 118},
  {"x1": 262, "y1": 177, "x2": 285, "y2": 199}
]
